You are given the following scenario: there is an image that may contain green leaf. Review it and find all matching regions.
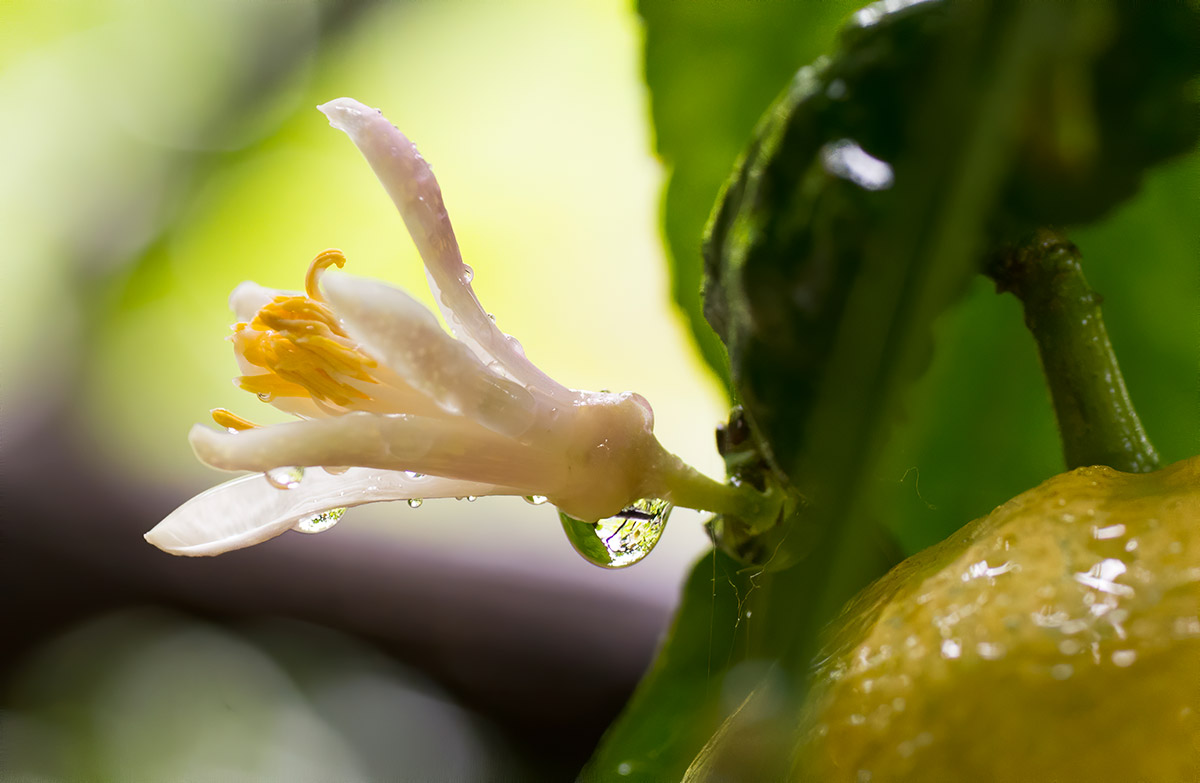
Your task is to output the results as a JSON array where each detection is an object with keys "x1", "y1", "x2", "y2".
[
  {"x1": 601, "y1": 0, "x2": 1200, "y2": 778},
  {"x1": 688, "y1": 0, "x2": 1200, "y2": 776},
  {"x1": 580, "y1": 549, "x2": 752, "y2": 781},
  {"x1": 877, "y1": 149, "x2": 1200, "y2": 557},
  {"x1": 638, "y1": 0, "x2": 861, "y2": 394}
]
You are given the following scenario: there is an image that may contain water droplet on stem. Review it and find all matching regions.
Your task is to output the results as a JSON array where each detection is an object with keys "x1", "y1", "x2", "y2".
[{"x1": 559, "y1": 499, "x2": 672, "y2": 568}]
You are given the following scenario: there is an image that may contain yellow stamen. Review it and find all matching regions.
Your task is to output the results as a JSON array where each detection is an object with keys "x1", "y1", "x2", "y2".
[
  {"x1": 211, "y1": 408, "x2": 259, "y2": 431},
  {"x1": 232, "y1": 270, "x2": 379, "y2": 407},
  {"x1": 236, "y1": 373, "x2": 312, "y2": 399},
  {"x1": 306, "y1": 249, "x2": 347, "y2": 301}
]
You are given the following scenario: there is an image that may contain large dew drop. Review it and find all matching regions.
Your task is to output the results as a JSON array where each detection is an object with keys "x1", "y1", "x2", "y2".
[
  {"x1": 265, "y1": 466, "x2": 305, "y2": 490},
  {"x1": 559, "y1": 499, "x2": 673, "y2": 568},
  {"x1": 294, "y1": 507, "x2": 346, "y2": 534}
]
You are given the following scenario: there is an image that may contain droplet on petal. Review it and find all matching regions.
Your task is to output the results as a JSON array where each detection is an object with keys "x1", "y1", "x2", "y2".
[
  {"x1": 265, "y1": 466, "x2": 305, "y2": 490},
  {"x1": 295, "y1": 507, "x2": 346, "y2": 534}
]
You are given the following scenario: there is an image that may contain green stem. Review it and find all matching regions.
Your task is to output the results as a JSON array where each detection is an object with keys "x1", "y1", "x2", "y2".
[
  {"x1": 660, "y1": 455, "x2": 778, "y2": 528},
  {"x1": 987, "y1": 228, "x2": 1160, "y2": 473}
]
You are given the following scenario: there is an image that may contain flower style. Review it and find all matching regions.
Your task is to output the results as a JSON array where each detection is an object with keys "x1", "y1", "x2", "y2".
[{"x1": 145, "y1": 98, "x2": 770, "y2": 557}]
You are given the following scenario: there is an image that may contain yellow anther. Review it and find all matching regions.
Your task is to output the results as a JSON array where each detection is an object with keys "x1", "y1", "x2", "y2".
[
  {"x1": 306, "y1": 249, "x2": 347, "y2": 301},
  {"x1": 226, "y1": 249, "x2": 382, "y2": 410},
  {"x1": 234, "y1": 299, "x2": 378, "y2": 408},
  {"x1": 211, "y1": 408, "x2": 259, "y2": 431},
  {"x1": 236, "y1": 373, "x2": 310, "y2": 399},
  {"x1": 252, "y1": 296, "x2": 347, "y2": 338}
]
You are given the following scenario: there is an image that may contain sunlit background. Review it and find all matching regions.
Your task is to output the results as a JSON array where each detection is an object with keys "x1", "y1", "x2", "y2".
[{"x1": 2, "y1": 1, "x2": 728, "y2": 779}]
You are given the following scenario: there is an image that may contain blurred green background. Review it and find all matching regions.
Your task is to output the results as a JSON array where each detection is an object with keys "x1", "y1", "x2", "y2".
[
  {"x1": 3, "y1": 1, "x2": 1197, "y2": 780},
  {"x1": 2, "y1": 1, "x2": 727, "y2": 779}
]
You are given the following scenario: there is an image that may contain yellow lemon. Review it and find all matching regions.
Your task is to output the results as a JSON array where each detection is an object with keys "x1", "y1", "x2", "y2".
[{"x1": 794, "y1": 457, "x2": 1200, "y2": 782}]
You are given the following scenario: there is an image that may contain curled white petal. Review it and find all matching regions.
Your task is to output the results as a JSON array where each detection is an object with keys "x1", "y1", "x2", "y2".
[
  {"x1": 322, "y1": 270, "x2": 545, "y2": 438},
  {"x1": 189, "y1": 412, "x2": 563, "y2": 491},
  {"x1": 229, "y1": 281, "x2": 295, "y2": 323},
  {"x1": 145, "y1": 468, "x2": 520, "y2": 556},
  {"x1": 316, "y1": 97, "x2": 578, "y2": 405}
]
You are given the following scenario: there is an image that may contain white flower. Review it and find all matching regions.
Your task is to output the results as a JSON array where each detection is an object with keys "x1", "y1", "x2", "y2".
[{"x1": 145, "y1": 98, "x2": 766, "y2": 557}]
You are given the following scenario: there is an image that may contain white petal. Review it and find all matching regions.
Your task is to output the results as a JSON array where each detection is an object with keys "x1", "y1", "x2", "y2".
[
  {"x1": 188, "y1": 412, "x2": 564, "y2": 491},
  {"x1": 229, "y1": 281, "x2": 295, "y2": 323},
  {"x1": 145, "y1": 468, "x2": 520, "y2": 556},
  {"x1": 316, "y1": 97, "x2": 578, "y2": 405},
  {"x1": 322, "y1": 270, "x2": 545, "y2": 438}
]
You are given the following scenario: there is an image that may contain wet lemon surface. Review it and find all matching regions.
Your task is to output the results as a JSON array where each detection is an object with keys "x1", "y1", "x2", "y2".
[{"x1": 796, "y1": 457, "x2": 1200, "y2": 782}]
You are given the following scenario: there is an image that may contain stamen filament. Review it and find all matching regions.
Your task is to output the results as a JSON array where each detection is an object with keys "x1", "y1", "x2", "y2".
[{"x1": 305, "y1": 248, "x2": 347, "y2": 301}]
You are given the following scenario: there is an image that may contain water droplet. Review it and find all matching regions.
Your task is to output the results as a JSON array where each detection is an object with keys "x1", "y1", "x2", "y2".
[
  {"x1": 976, "y1": 642, "x2": 1006, "y2": 660},
  {"x1": 404, "y1": 470, "x2": 424, "y2": 479},
  {"x1": 524, "y1": 495, "x2": 548, "y2": 505},
  {"x1": 1051, "y1": 663, "x2": 1074, "y2": 680},
  {"x1": 819, "y1": 138, "x2": 894, "y2": 190},
  {"x1": 616, "y1": 762, "x2": 632, "y2": 776},
  {"x1": 1092, "y1": 523, "x2": 1126, "y2": 540},
  {"x1": 257, "y1": 392, "x2": 275, "y2": 402},
  {"x1": 407, "y1": 498, "x2": 423, "y2": 509},
  {"x1": 265, "y1": 466, "x2": 304, "y2": 490},
  {"x1": 487, "y1": 312, "x2": 496, "y2": 321},
  {"x1": 295, "y1": 507, "x2": 345, "y2": 534},
  {"x1": 466, "y1": 495, "x2": 477, "y2": 502},
  {"x1": 461, "y1": 264, "x2": 474, "y2": 283},
  {"x1": 558, "y1": 498, "x2": 672, "y2": 568},
  {"x1": 1111, "y1": 649, "x2": 1137, "y2": 667}
]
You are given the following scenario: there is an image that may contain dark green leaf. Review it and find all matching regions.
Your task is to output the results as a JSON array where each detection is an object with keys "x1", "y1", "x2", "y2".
[
  {"x1": 638, "y1": 0, "x2": 861, "y2": 393},
  {"x1": 600, "y1": 0, "x2": 1200, "y2": 778}
]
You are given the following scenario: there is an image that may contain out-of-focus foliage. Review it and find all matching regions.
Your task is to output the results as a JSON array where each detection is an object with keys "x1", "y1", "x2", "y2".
[
  {"x1": 593, "y1": 0, "x2": 1200, "y2": 779},
  {"x1": 579, "y1": 550, "x2": 749, "y2": 781},
  {"x1": 2, "y1": 610, "x2": 514, "y2": 781}
]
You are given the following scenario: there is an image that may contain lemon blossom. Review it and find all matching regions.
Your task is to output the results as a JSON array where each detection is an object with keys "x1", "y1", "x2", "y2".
[{"x1": 145, "y1": 97, "x2": 771, "y2": 557}]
